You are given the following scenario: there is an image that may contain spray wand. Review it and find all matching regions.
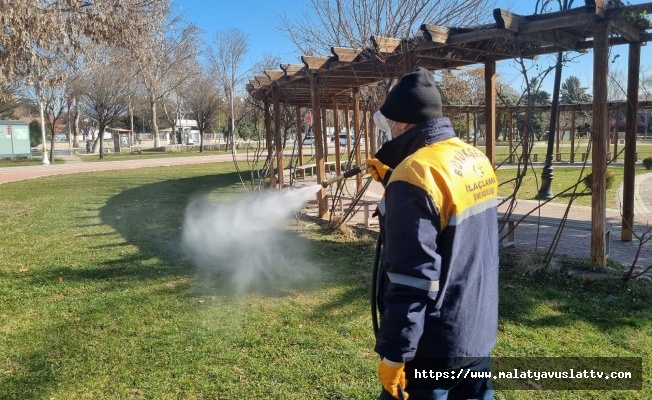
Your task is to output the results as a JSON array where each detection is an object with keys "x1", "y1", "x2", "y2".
[{"x1": 321, "y1": 163, "x2": 367, "y2": 188}]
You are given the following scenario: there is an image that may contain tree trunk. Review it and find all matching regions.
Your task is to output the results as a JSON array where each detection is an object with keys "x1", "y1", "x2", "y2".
[
  {"x1": 72, "y1": 99, "x2": 80, "y2": 148},
  {"x1": 49, "y1": 125, "x2": 56, "y2": 163},
  {"x1": 99, "y1": 126, "x2": 105, "y2": 160},
  {"x1": 199, "y1": 131, "x2": 204, "y2": 152},
  {"x1": 151, "y1": 95, "x2": 160, "y2": 148}
]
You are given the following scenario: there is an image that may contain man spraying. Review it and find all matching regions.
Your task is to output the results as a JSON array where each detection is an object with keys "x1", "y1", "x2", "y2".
[{"x1": 368, "y1": 67, "x2": 499, "y2": 400}]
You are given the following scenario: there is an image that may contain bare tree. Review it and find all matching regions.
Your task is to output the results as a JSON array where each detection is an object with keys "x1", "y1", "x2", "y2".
[
  {"x1": 0, "y1": 81, "x2": 22, "y2": 118},
  {"x1": 180, "y1": 70, "x2": 222, "y2": 153},
  {"x1": 161, "y1": 92, "x2": 185, "y2": 146},
  {"x1": 208, "y1": 28, "x2": 250, "y2": 156},
  {"x1": 37, "y1": 83, "x2": 67, "y2": 163},
  {"x1": 74, "y1": 51, "x2": 134, "y2": 159},
  {"x1": 0, "y1": 0, "x2": 168, "y2": 85},
  {"x1": 132, "y1": 10, "x2": 202, "y2": 148},
  {"x1": 279, "y1": 0, "x2": 497, "y2": 54}
]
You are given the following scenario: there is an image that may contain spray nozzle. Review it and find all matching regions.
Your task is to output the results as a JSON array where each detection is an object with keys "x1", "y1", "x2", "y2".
[{"x1": 321, "y1": 163, "x2": 367, "y2": 188}]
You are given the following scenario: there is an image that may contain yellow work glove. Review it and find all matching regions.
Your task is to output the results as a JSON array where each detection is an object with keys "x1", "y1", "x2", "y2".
[
  {"x1": 366, "y1": 158, "x2": 390, "y2": 182},
  {"x1": 378, "y1": 358, "x2": 409, "y2": 399}
]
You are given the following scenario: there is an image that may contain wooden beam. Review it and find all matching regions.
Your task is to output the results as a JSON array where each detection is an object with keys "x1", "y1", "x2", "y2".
[
  {"x1": 590, "y1": 19, "x2": 609, "y2": 267},
  {"x1": 585, "y1": 0, "x2": 607, "y2": 17},
  {"x1": 604, "y1": 2, "x2": 652, "y2": 19},
  {"x1": 610, "y1": 19, "x2": 641, "y2": 43},
  {"x1": 255, "y1": 75, "x2": 271, "y2": 85},
  {"x1": 420, "y1": 24, "x2": 450, "y2": 46},
  {"x1": 493, "y1": 8, "x2": 523, "y2": 32},
  {"x1": 372, "y1": 36, "x2": 402, "y2": 54},
  {"x1": 280, "y1": 64, "x2": 304, "y2": 76},
  {"x1": 622, "y1": 41, "x2": 641, "y2": 241},
  {"x1": 302, "y1": 56, "x2": 331, "y2": 71},
  {"x1": 520, "y1": 13, "x2": 599, "y2": 35},
  {"x1": 265, "y1": 70, "x2": 284, "y2": 81},
  {"x1": 331, "y1": 47, "x2": 363, "y2": 62},
  {"x1": 447, "y1": 28, "x2": 514, "y2": 45},
  {"x1": 522, "y1": 30, "x2": 586, "y2": 50}
]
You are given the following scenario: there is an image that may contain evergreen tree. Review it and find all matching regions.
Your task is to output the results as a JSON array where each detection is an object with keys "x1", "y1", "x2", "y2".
[{"x1": 560, "y1": 76, "x2": 592, "y2": 104}]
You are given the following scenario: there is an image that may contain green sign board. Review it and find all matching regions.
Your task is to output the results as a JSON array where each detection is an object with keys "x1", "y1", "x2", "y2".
[{"x1": 0, "y1": 121, "x2": 31, "y2": 158}]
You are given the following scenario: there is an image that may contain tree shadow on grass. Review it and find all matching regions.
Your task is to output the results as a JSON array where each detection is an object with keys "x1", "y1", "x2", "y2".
[
  {"x1": 556, "y1": 191, "x2": 591, "y2": 202},
  {"x1": 497, "y1": 250, "x2": 651, "y2": 355},
  {"x1": 99, "y1": 172, "x2": 242, "y2": 264}
]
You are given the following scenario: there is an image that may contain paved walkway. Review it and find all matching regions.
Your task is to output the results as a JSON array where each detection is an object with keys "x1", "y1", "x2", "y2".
[
  {"x1": 0, "y1": 153, "x2": 240, "y2": 184},
  {"x1": 310, "y1": 170, "x2": 652, "y2": 275},
  {"x1": 1, "y1": 155, "x2": 650, "y2": 274}
]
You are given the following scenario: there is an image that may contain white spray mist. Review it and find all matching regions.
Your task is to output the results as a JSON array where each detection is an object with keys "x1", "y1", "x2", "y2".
[{"x1": 181, "y1": 185, "x2": 323, "y2": 293}]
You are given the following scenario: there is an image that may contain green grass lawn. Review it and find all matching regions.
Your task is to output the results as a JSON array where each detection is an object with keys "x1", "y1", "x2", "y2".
[
  {"x1": 0, "y1": 157, "x2": 64, "y2": 167},
  {"x1": 0, "y1": 163, "x2": 650, "y2": 399},
  {"x1": 494, "y1": 165, "x2": 649, "y2": 209},
  {"x1": 80, "y1": 149, "x2": 234, "y2": 162}
]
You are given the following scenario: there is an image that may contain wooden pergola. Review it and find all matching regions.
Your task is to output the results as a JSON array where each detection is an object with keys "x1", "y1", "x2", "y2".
[{"x1": 248, "y1": 0, "x2": 652, "y2": 267}]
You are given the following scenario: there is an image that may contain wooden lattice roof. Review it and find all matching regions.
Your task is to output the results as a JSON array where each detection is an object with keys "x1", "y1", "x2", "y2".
[{"x1": 248, "y1": 0, "x2": 652, "y2": 107}]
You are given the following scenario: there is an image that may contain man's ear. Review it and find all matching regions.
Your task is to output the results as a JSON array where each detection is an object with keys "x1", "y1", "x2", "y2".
[{"x1": 396, "y1": 122, "x2": 410, "y2": 131}]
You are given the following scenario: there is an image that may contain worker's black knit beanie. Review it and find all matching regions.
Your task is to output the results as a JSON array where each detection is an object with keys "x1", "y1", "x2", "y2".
[{"x1": 379, "y1": 67, "x2": 443, "y2": 124}]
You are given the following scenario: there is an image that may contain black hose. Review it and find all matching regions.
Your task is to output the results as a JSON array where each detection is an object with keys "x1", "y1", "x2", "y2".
[
  {"x1": 371, "y1": 234, "x2": 382, "y2": 336},
  {"x1": 371, "y1": 234, "x2": 407, "y2": 400}
]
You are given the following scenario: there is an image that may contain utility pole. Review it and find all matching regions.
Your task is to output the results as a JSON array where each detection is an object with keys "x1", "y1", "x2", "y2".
[{"x1": 40, "y1": 101, "x2": 50, "y2": 165}]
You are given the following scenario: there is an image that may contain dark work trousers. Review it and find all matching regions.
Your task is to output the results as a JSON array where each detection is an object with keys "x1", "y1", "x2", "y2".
[{"x1": 378, "y1": 356, "x2": 494, "y2": 400}]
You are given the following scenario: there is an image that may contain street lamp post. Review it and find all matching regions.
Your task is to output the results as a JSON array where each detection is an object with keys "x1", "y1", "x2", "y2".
[
  {"x1": 40, "y1": 101, "x2": 50, "y2": 165},
  {"x1": 537, "y1": 52, "x2": 563, "y2": 199},
  {"x1": 536, "y1": 0, "x2": 574, "y2": 200}
]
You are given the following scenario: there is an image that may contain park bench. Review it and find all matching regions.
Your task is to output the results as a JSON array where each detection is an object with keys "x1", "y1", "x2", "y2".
[
  {"x1": 292, "y1": 161, "x2": 346, "y2": 179},
  {"x1": 339, "y1": 196, "x2": 378, "y2": 227},
  {"x1": 499, "y1": 212, "x2": 611, "y2": 256},
  {"x1": 292, "y1": 164, "x2": 317, "y2": 179}
]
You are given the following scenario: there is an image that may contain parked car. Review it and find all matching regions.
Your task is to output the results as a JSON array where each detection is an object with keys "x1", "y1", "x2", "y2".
[
  {"x1": 303, "y1": 135, "x2": 314, "y2": 145},
  {"x1": 338, "y1": 133, "x2": 352, "y2": 147}
]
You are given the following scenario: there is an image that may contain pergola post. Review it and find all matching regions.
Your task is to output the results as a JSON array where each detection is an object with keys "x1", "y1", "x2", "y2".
[
  {"x1": 590, "y1": 19, "x2": 610, "y2": 267},
  {"x1": 508, "y1": 111, "x2": 514, "y2": 162},
  {"x1": 363, "y1": 109, "x2": 370, "y2": 160},
  {"x1": 612, "y1": 108, "x2": 620, "y2": 162},
  {"x1": 352, "y1": 87, "x2": 363, "y2": 192},
  {"x1": 485, "y1": 61, "x2": 496, "y2": 166},
  {"x1": 622, "y1": 41, "x2": 641, "y2": 241},
  {"x1": 264, "y1": 97, "x2": 275, "y2": 188},
  {"x1": 450, "y1": 111, "x2": 457, "y2": 137},
  {"x1": 555, "y1": 110, "x2": 561, "y2": 161},
  {"x1": 322, "y1": 107, "x2": 329, "y2": 161},
  {"x1": 570, "y1": 109, "x2": 576, "y2": 163},
  {"x1": 466, "y1": 112, "x2": 471, "y2": 144},
  {"x1": 309, "y1": 72, "x2": 328, "y2": 217},
  {"x1": 333, "y1": 96, "x2": 341, "y2": 175},
  {"x1": 272, "y1": 85, "x2": 284, "y2": 189},
  {"x1": 344, "y1": 105, "x2": 352, "y2": 156},
  {"x1": 296, "y1": 106, "x2": 304, "y2": 167}
]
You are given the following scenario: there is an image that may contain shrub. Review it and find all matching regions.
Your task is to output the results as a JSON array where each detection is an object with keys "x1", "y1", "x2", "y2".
[
  {"x1": 582, "y1": 169, "x2": 615, "y2": 191},
  {"x1": 29, "y1": 120, "x2": 41, "y2": 147},
  {"x1": 643, "y1": 157, "x2": 652, "y2": 170}
]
